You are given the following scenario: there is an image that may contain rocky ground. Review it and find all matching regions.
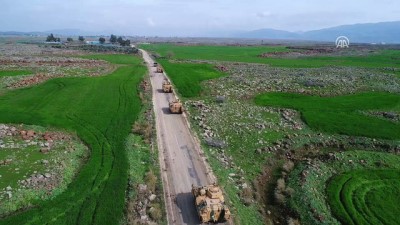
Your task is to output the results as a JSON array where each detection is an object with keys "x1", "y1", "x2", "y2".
[
  {"x1": 182, "y1": 61, "x2": 400, "y2": 224},
  {"x1": 0, "y1": 123, "x2": 88, "y2": 216},
  {"x1": 258, "y1": 46, "x2": 380, "y2": 58},
  {"x1": 206, "y1": 63, "x2": 400, "y2": 98},
  {"x1": 0, "y1": 43, "x2": 115, "y2": 90}
]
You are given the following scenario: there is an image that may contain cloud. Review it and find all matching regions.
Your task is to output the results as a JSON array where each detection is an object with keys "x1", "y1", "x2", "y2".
[
  {"x1": 1, "y1": 0, "x2": 399, "y2": 36},
  {"x1": 256, "y1": 11, "x2": 272, "y2": 18}
]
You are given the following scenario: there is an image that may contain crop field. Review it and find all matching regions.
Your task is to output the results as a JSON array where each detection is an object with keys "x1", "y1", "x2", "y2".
[
  {"x1": 0, "y1": 70, "x2": 32, "y2": 77},
  {"x1": 141, "y1": 43, "x2": 400, "y2": 69},
  {"x1": 0, "y1": 53, "x2": 146, "y2": 225},
  {"x1": 141, "y1": 44, "x2": 288, "y2": 62},
  {"x1": 287, "y1": 150, "x2": 400, "y2": 225},
  {"x1": 255, "y1": 92, "x2": 400, "y2": 140},
  {"x1": 149, "y1": 43, "x2": 400, "y2": 225},
  {"x1": 327, "y1": 169, "x2": 400, "y2": 225},
  {"x1": 159, "y1": 59, "x2": 225, "y2": 97}
]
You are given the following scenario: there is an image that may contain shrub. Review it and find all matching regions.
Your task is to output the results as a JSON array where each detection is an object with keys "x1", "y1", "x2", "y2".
[
  {"x1": 132, "y1": 122, "x2": 152, "y2": 143},
  {"x1": 287, "y1": 217, "x2": 301, "y2": 225},
  {"x1": 149, "y1": 204, "x2": 162, "y2": 221},
  {"x1": 276, "y1": 178, "x2": 286, "y2": 192},
  {"x1": 145, "y1": 170, "x2": 157, "y2": 193},
  {"x1": 240, "y1": 187, "x2": 253, "y2": 206},
  {"x1": 274, "y1": 190, "x2": 286, "y2": 204},
  {"x1": 282, "y1": 161, "x2": 295, "y2": 173},
  {"x1": 285, "y1": 187, "x2": 295, "y2": 196}
]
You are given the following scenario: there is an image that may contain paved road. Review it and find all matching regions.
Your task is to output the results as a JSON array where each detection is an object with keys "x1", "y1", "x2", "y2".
[{"x1": 140, "y1": 50, "x2": 218, "y2": 225}]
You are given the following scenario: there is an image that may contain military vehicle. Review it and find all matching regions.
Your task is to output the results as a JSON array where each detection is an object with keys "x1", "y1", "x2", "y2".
[
  {"x1": 169, "y1": 99, "x2": 183, "y2": 114},
  {"x1": 162, "y1": 79, "x2": 172, "y2": 93},
  {"x1": 156, "y1": 66, "x2": 163, "y2": 73},
  {"x1": 192, "y1": 184, "x2": 231, "y2": 223}
]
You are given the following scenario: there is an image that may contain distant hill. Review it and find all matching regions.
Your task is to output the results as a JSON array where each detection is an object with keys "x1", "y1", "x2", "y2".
[
  {"x1": 237, "y1": 21, "x2": 400, "y2": 43},
  {"x1": 0, "y1": 29, "x2": 108, "y2": 37}
]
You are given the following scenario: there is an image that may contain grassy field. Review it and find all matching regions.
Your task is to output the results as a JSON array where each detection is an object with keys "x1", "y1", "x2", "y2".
[
  {"x1": 0, "y1": 70, "x2": 32, "y2": 77},
  {"x1": 327, "y1": 169, "x2": 400, "y2": 225},
  {"x1": 141, "y1": 44, "x2": 400, "y2": 69},
  {"x1": 141, "y1": 44, "x2": 288, "y2": 62},
  {"x1": 288, "y1": 150, "x2": 400, "y2": 225},
  {"x1": 255, "y1": 92, "x2": 400, "y2": 140},
  {"x1": 0, "y1": 54, "x2": 146, "y2": 224},
  {"x1": 159, "y1": 59, "x2": 225, "y2": 97}
]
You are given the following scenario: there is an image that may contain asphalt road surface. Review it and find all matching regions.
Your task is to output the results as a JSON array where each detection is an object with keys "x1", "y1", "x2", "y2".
[{"x1": 140, "y1": 50, "x2": 224, "y2": 225}]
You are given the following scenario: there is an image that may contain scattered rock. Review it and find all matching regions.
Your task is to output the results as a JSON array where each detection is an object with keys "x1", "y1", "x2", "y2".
[{"x1": 149, "y1": 194, "x2": 157, "y2": 201}]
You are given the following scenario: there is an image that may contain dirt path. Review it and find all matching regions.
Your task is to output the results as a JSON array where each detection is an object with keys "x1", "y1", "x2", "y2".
[{"x1": 140, "y1": 50, "x2": 220, "y2": 225}]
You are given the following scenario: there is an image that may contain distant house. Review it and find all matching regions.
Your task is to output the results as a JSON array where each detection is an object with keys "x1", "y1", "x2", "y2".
[
  {"x1": 44, "y1": 41, "x2": 62, "y2": 45},
  {"x1": 86, "y1": 41, "x2": 100, "y2": 45}
]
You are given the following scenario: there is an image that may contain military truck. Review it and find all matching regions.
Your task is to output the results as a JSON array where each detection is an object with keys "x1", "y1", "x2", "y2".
[
  {"x1": 162, "y1": 79, "x2": 172, "y2": 93},
  {"x1": 156, "y1": 66, "x2": 163, "y2": 73},
  {"x1": 169, "y1": 99, "x2": 183, "y2": 114},
  {"x1": 192, "y1": 184, "x2": 231, "y2": 223}
]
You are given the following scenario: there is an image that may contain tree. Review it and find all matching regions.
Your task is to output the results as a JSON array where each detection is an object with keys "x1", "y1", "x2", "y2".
[
  {"x1": 166, "y1": 51, "x2": 175, "y2": 59},
  {"x1": 120, "y1": 39, "x2": 131, "y2": 47},
  {"x1": 78, "y1": 36, "x2": 85, "y2": 42},
  {"x1": 117, "y1": 36, "x2": 124, "y2": 45},
  {"x1": 46, "y1": 33, "x2": 58, "y2": 42},
  {"x1": 110, "y1": 34, "x2": 117, "y2": 44},
  {"x1": 99, "y1": 37, "x2": 106, "y2": 44},
  {"x1": 67, "y1": 37, "x2": 73, "y2": 42}
]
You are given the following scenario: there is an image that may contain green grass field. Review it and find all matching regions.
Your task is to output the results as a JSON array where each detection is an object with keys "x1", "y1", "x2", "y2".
[
  {"x1": 0, "y1": 54, "x2": 145, "y2": 224},
  {"x1": 141, "y1": 44, "x2": 400, "y2": 69},
  {"x1": 327, "y1": 169, "x2": 400, "y2": 225},
  {"x1": 159, "y1": 59, "x2": 225, "y2": 97},
  {"x1": 0, "y1": 70, "x2": 32, "y2": 77},
  {"x1": 141, "y1": 44, "x2": 288, "y2": 62},
  {"x1": 255, "y1": 92, "x2": 400, "y2": 140},
  {"x1": 288, "y1": 150, "x2": 400, "y2": 225}
]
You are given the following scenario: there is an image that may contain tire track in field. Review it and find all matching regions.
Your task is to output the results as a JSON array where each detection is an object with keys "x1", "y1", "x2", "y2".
[
  {"x1": 66, "y1": 114, "x2": 113, "y2": 225},
  {"x1": 91, "y1": 77, "x2": 131, "y2": 224},
  {"x1": 26, "y1": 80, "x2": 65, "y2": 112}
]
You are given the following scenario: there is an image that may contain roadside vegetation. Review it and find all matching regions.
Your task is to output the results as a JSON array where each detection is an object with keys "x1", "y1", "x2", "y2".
[
  {"x1": 0, "y1": 53, "x2": 146, "y2": 225},
  {"x1": 124, "y1": 73, "x2": 166, "y2": 225}
]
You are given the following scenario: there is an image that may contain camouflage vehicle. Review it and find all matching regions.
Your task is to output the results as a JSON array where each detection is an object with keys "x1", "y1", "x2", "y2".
[
  {"x1": 156, "y1": 66, "x2": 163, "y2": 73},
  {"x1": 169, "y1": 99, "x2": 183, "y2": 114},
  {"x1": 162, "y1": 79, "x2": 172, "y2": 93},
  {"x1": 192, "y1": 184, "x2": 231, "y2": 223}
]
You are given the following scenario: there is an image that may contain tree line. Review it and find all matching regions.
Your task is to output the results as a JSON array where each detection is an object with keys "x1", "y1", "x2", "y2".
[{"x1": 46, "y1": 34, "x2": 130, "y2": 46}]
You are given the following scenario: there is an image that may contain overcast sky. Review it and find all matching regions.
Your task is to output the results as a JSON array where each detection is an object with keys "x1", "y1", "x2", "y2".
[{"x1": 1, "y1": 0, "x2": 399, "y2": 36}]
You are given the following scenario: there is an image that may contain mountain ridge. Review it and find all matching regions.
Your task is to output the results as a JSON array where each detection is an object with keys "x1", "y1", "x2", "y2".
[{"x1": 236, "y1": 21, "x2": 400, "y2": 43}]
